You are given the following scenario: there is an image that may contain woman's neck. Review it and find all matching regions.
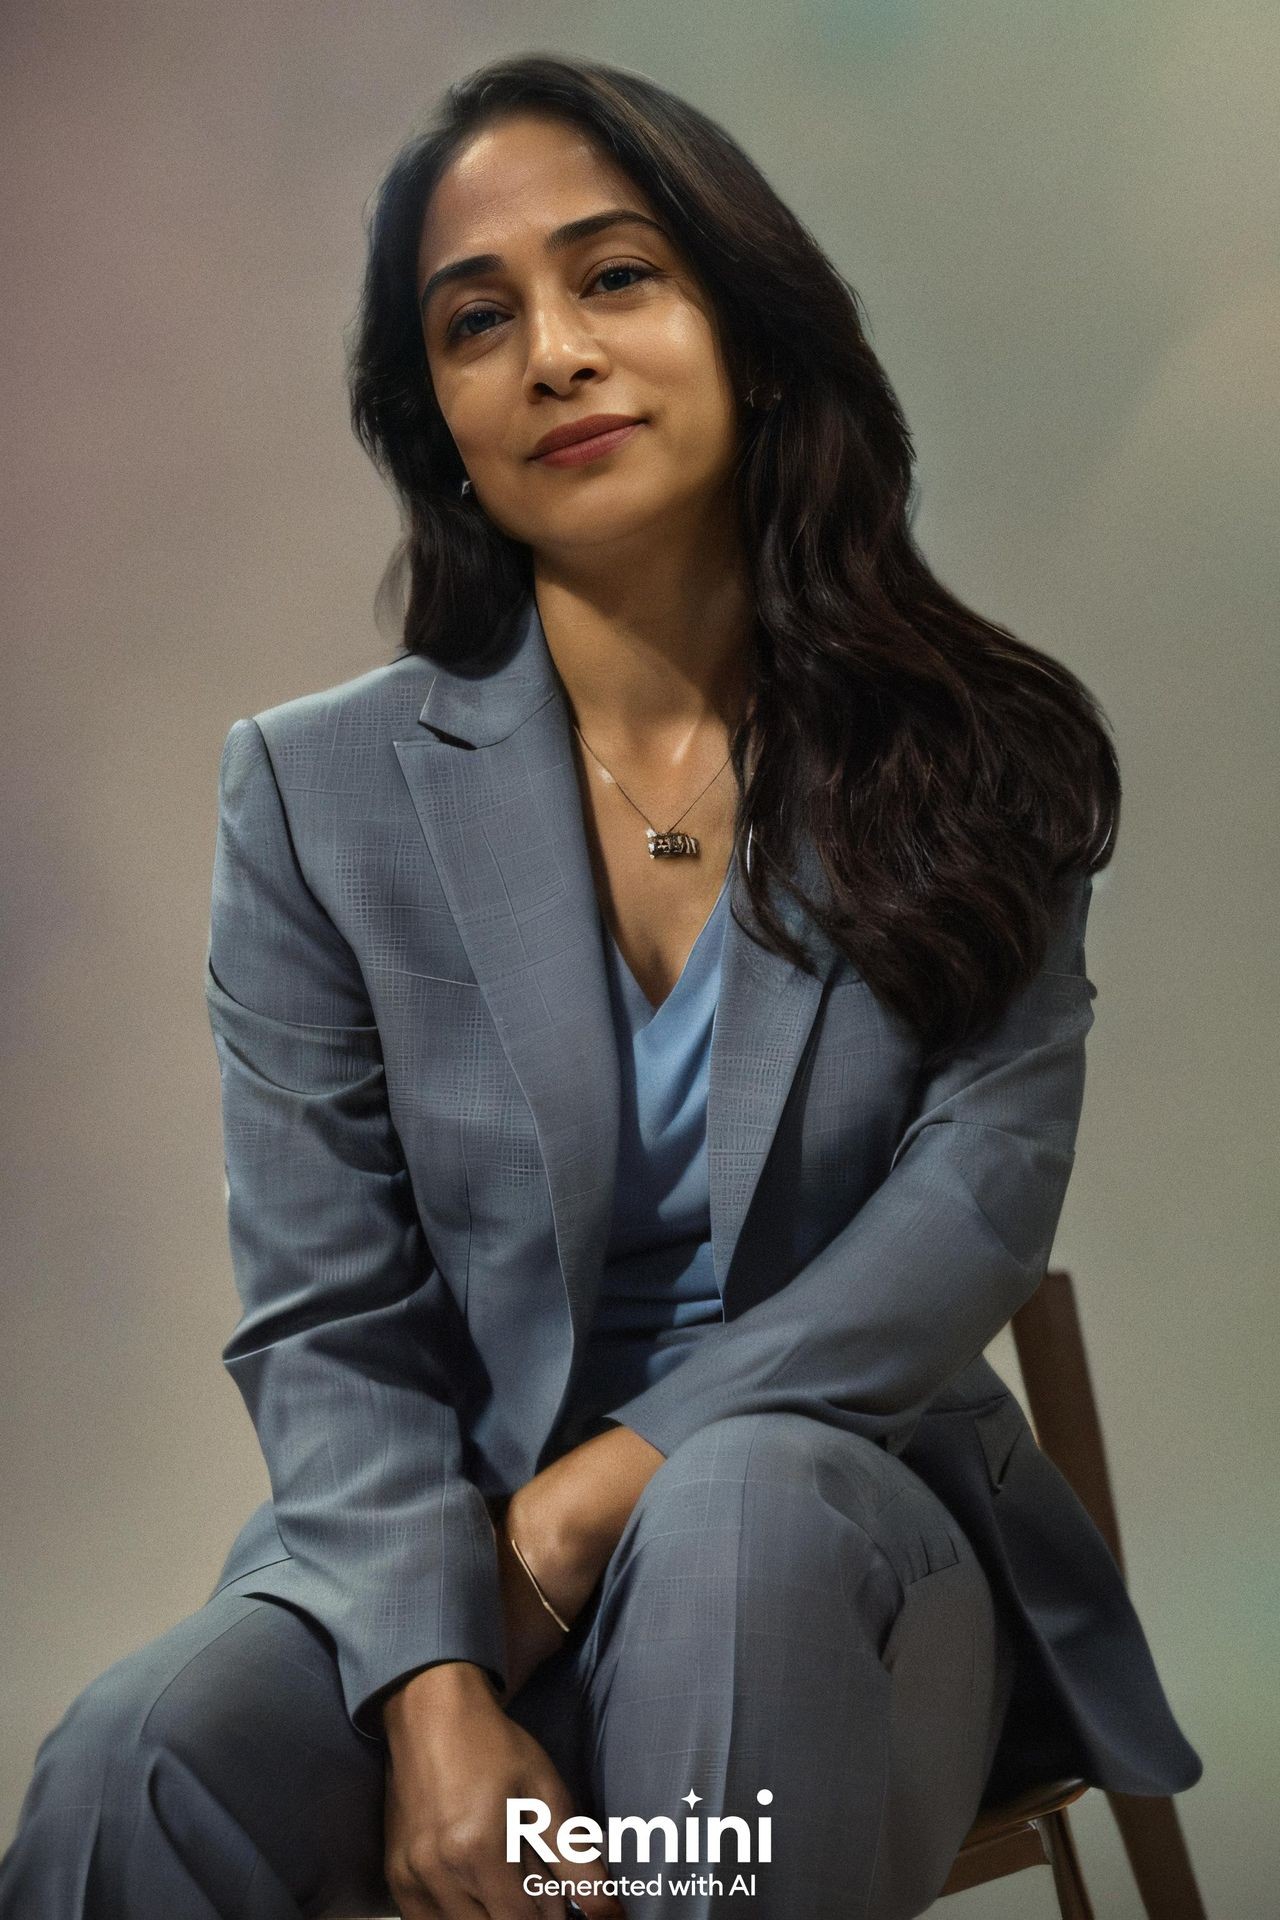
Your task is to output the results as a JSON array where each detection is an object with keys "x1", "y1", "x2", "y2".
[{"x1": 531, "y1": 569, "x2": 758, "y2": 758}]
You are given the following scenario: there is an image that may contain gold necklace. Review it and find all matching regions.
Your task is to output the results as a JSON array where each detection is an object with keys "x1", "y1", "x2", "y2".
[{"x1": 571, "y1": 720, "x2": 731, "y2": 858}]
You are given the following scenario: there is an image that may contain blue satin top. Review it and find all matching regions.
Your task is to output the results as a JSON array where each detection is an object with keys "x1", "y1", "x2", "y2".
[{"x1": 550, "y1": 867, "x2": 732, "y2": 1452}]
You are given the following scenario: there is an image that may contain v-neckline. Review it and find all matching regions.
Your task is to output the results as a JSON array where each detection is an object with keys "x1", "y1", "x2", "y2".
[{"x1": 605, "y1": 867, "x2": 731, "y2": 1026}]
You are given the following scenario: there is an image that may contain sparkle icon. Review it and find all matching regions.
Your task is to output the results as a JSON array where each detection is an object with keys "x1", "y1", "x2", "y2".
[{"x1": 682, "y1": 1790, "x2": 702, "y2": 1808}]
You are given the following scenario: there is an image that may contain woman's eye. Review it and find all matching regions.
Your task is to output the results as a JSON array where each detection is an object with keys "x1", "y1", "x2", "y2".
[
  {"x1": 445, "y1": 306, "x2": 501, "y2": 344},
  {"x1": 593, "y1": 259, "x2": 654, "y2": 294},
  {"x1": 443, "y1": 261, "x2": 655, "y2": 345}
]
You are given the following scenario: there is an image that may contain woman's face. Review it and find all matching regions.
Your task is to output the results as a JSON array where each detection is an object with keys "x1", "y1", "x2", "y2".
[{"x1": 416, "y1": 111, "x2": 744, "y2": 564}]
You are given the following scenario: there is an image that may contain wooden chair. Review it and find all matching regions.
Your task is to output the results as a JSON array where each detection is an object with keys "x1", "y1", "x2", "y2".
[{"x1": 937, "y1": 1268, "x2": 1206, "y2": 1917}]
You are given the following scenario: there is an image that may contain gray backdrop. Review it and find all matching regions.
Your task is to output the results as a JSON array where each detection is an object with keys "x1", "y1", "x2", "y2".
[{"x1": 3, "y1": 3, "x2": 1274, "y2": 1912}]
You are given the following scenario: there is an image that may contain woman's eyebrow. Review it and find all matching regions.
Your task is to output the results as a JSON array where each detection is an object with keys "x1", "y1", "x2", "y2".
[{"x1": 419, "y1": 208, "x2": 669, "y2": 316}]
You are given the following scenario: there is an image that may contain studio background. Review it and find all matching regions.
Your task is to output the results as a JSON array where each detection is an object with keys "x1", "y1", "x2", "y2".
[{"x1": 2, "y1": 4, "x2": 1273, "y2": 1912}]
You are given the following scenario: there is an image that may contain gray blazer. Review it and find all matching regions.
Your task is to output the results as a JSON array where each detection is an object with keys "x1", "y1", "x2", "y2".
[{"x1": 205, "y1": 590, "x2": 1202, "y2": 1799}]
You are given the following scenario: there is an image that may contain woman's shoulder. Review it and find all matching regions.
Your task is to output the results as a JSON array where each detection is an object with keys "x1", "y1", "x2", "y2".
[{"x1": 250, "y1": 651, "x2": 436, "y2": 761}]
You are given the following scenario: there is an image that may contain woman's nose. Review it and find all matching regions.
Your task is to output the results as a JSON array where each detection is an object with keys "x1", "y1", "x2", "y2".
[{"x1": 522, "y1": 302, "x2": 608, "y2": 388}]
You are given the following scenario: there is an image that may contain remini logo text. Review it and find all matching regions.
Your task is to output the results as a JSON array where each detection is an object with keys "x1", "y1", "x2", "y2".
[{"x1": 507, "y1": 1789, "x2": 775, "y2": 1902}]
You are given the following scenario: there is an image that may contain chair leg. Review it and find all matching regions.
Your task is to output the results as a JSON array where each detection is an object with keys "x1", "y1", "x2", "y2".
[
  {"x1": 1106, "y1": 1791, "x2": 1208, "y2": 1920},
  {"x1": 1035, "y1": 1808, "x2": 1095, "y2": 1920}
]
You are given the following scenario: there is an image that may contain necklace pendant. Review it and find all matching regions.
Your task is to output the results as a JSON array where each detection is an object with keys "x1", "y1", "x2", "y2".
[{"x1": 647, "y1": 828, "x2": 700, "y2": 858}]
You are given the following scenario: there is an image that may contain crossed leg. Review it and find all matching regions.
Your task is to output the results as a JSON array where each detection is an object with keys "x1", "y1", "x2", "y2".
[{"x1": 556, "y1": 1412, "x2": 1017, "y2": 1919}]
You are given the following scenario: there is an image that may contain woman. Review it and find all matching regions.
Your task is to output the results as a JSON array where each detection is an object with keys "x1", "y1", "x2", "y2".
[{"x1": 1, "y1": 52, "x2": 1201, "y2": 1920}]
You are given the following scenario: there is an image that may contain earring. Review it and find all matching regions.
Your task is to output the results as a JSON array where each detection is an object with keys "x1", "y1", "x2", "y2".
[{"x1": 460, "y1": 476, "x2": 472, "y2": 497}]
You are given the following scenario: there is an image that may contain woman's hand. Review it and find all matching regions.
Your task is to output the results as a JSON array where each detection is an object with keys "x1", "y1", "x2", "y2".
[
  {"x1": 381, "y1": 1661, "x2": 625, "y2": 1919},
  {"x1": 378, "y1": 1430, "x2": 669, "y2": 1916}
]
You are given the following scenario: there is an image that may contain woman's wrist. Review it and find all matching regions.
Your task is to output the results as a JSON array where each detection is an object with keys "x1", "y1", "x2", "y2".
[
  {"x1": 507, "y1": 1529, "x2": 574, "y2": 1632},
  {"x1": 510, "y1": 1423, "x2": 667, "y2": 1589},
  {"x1": 380, "y1": 1659, "x2": 503, "y2": 1739},
  {"x1": 501, "y1": 1487, "x2": 597, "y2": 1627}
]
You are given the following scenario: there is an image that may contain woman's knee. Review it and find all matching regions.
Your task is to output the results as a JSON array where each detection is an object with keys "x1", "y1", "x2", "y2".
[
  {"x1": 626, "y1": 1413, "x2": 971, "y2": 1648},
  {"x1": 28, "y1": 1591, "x2": 273, "y2": 1801},
  {"x1": 29, "y1": 1590, "x2": 370, "y2": 1802},
  {"x1": 4, "y1": 1595, "x2": 390, "y2": 1917},
  {"x1": 638, "y1": 1411, "x2": 940, "y2": 1554},
  {"x1": 639, "y1": 1409, "x2": 831, "y2": 1508}
]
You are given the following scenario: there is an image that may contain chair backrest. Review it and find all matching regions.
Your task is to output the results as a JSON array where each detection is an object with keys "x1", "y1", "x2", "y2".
[
  {"x1": 1010, "y1": 1268, "x2": 1125, "y2": 1578},
  {"x1": 949, "y1": 1272, "x2": 1209, "y2": 1920}
]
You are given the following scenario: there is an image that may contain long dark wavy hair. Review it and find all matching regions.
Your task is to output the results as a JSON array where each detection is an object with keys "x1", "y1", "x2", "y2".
[{"x1": 346, "y1": 51, "x2": 1120, "y2": 1062}]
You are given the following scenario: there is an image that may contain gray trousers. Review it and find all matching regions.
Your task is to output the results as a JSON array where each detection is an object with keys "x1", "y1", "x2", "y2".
[{"x1": 0, "y1": 1412, "x2": 1017, "y2": 1920}]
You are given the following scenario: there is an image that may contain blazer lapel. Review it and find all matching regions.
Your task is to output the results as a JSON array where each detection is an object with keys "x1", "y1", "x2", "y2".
[
  {"x1": 393, "y1": 590, "x2": 845, "y2": 1361},
  {"x1": 708, "y1": 849, "x2": 840, "y2": 1302}
]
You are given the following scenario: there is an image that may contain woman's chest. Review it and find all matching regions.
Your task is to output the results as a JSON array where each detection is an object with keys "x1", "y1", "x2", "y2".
[
  {"x1": 571, "y1": 741, "x2": 740, "y2": 1013},
  {"x1": 309, "y1": 789, "x2": 921, "y2": 1282}
]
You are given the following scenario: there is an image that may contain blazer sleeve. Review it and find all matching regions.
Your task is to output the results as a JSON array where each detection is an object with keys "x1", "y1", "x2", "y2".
[
  {"x1": 602, "y1": 869, "x2": 1098, "y2": 1461},
  {"x1": 205, "y1": 716, "x2": 506, "y2": 1739}
]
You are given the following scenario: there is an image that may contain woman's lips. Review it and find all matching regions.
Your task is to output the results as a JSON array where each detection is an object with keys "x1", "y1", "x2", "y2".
[{"x1": 532, "y1": 421, "x2": 644, "y2": 468}]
